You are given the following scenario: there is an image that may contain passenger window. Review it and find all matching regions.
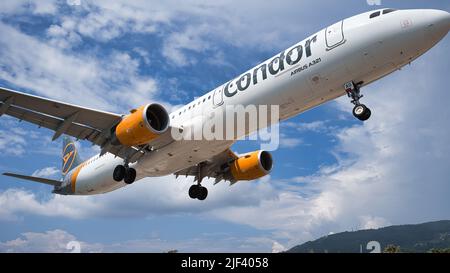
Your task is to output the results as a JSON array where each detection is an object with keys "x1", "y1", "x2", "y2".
[
  {"x1": 370, "y1": 11, "x2": 380, "y2": 18},
  {"x1": 383, "y1": 9, "x2": 396, "y2": 15}
]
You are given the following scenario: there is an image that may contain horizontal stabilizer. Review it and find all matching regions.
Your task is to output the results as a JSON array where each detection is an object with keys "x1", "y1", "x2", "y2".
[{"x1": 3, "y1": 172, "x2": 62, "y2": 186}]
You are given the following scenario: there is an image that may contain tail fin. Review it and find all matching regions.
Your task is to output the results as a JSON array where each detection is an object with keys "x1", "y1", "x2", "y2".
[{"x1": 62, "y1": 136, "x2": 82, "y2": 177}]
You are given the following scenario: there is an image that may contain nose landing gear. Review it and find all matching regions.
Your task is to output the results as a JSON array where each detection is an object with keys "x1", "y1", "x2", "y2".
[{"x1": 344, "y1": 81, "x2": 371, "y2": 121}]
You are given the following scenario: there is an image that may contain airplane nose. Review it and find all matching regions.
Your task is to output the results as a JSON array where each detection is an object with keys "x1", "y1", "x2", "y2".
[
  {"x1": 425, "y1": 10, "x2": 450, "y2": 37},
  {"x1": 428, "y1": 10, "x2": 450, "y2": 32},
  {"x1": 433, "y1": 10, "x2": 450, "y2": 32},
  {"x1": 445, "y1": 12, "x2": 450, "y2": 32}
]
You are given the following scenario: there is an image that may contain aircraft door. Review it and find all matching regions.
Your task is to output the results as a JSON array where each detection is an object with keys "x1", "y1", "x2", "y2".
[
  {"x1": 325, "y1": 20, "x2": 345, "y2": 50},
  {"x1": 212, "y1": 86, "x2": 224, "y2": 107}
]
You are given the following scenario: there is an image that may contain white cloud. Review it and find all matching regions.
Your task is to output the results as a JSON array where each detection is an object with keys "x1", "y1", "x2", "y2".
[
  {"x1": 0, "y1": 22, "x2": 166, "y2": 112},
  {"x1": 46, "y1": 23, "x2": 82, "y2": 49},
  {"x1": 31, "y1": 0, "x2": 58, "y2": 15},
  {"x1": 0, "y1": 0, "x2": 58, "y2": 16},
  {"x1": 283, "y1": 120, "x2": 330, "y2": 133},
  {"x1": 31, "y1": 167, "x2": 60, "y2": 178},
  {"x1": 359, "y1": 216, "x2": 390, "y2": 230},
  {"x1": 0, "y1": 118, "x2": 64, "y2": 158},
  {"x1": 162, "y1": 24, "x2": 212, "y2": 66},
  {"x1": 1, "y1": 1, "x2": 344, "y2": 68},
  {"x1": 279, "y1": 133, "x2": 303, "y2": 148},
  {"x1": 0, "y1": 229, "x2": 102, "y2": 253},
  {"x1": 0, "y1": 175, "x2": 275, "y2": 220},
  {"x1": 0, "y1": 118, "x2": 42, "y2": 156},
  {"x1": 104, "y1": 235, "x2": 275, "y2": 253},
  {"x1": 0, "y1": 189, "x2": 90, "y2": 221},
  {"x1": 272, "y1": 241, "x2": 287, "y2": 253},
  {"x1": 0, "y1": 130, "x2": 26, "y2": 156},
  {"x1": 0, "y1": 229, "x2": 275, "y2": 253}
]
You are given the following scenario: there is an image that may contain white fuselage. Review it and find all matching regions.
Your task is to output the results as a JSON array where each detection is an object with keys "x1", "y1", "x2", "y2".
[{"x1": 66, "y1": 9, "x2": 450, "y2": 195}]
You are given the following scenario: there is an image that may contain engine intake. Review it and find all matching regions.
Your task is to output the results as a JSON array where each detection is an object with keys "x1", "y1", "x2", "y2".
[
  {"x1": 229, "y1": 150, "x2": 273, "y2": 181},
  {"x1": 112, "y1": 103, "x2": 169, "y2": 146}
]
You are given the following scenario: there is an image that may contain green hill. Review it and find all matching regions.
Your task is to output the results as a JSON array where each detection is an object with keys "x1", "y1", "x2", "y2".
[{"x1": 287, "y1": 220, "x2": 450, "y2": 253}]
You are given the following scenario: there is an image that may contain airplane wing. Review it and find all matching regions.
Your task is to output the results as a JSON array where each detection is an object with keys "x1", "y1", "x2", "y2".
[
  {"x1": 3, "y1": 172, "x2": 62, "y2": 186},
  {"x1": 0, "y1": 87, "x2": 170, "y2": 162},
  {"x1": 174, "y1": 149, "x2": 240, "y2": 185}
]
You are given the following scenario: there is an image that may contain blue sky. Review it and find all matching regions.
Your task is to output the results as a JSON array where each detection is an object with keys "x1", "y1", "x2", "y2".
[{"x1": 0, "y1": 0, "x2": 449, "y2": 252}]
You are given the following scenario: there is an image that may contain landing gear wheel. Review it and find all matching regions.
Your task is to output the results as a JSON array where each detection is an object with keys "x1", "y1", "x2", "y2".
[
  {"x1": 189, "y1": 184, "x2": 200, "y2": 199},
  {"x1": 362, "y1": 108, "x2": 371, "y2": 121},
  {"x1": 113, "y1": 165, "x2": 126, "y2": 181},
  {"x1": 124, "y1": 168, "x2": 136, "y2": 184},
  {"x1": 353, "y1": 104, "x2": 371, "y2": 121},
  {"x1": 345, "y1": 81, "x2": 371, "y2": 121},
  {"x1": 188, "y1": 185, "x2": 208, "y2": 200},
  {"x1": 197, "y1": 186, "x2": 208, "y2": 201}
]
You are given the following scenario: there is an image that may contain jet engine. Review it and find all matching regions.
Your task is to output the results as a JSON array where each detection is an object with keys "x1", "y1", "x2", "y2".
[
  {"x1": 111, "y1": 104, "x2": 169, "y2": 146},
  {"x1": 228, "y1": 150, "x2": 273, "y2": 181}
]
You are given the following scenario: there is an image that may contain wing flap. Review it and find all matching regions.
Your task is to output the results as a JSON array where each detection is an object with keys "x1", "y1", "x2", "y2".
[{"x1": 174, "y1": 149, "x2": 238, "y2": 184}]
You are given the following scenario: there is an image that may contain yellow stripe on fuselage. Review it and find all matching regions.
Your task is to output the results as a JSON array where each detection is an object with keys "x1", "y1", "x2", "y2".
[{"x1": 70, "y1": 163, "x2": 85, "y2": 193}]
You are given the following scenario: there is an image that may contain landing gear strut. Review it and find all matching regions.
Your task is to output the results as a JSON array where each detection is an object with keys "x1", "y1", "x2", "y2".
[
  {"x1": 344, "y1": 81, "x2": 371, "y2": 121},
  {"x1": 113, "y1": 164, "x2": 136, "y2": 184}
]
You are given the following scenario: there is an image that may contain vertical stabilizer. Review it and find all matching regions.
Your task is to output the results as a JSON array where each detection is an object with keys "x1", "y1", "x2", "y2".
[{"x1": 62, "y1": 136, "x2": 83, "y2": 177}]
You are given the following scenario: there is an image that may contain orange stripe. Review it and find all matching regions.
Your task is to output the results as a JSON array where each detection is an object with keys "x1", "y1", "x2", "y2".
[{"x1": 70, "y1": 164, "x2": 84, "y2": 193}]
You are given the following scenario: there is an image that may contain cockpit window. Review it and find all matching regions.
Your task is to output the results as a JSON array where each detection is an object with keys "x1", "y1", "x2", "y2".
[
  {"x1": 369, "y1": 11, "x2": 381, "y2": 18},
  {"x1": 382, "y1": 8, "x2": 396, "y2": 14}
]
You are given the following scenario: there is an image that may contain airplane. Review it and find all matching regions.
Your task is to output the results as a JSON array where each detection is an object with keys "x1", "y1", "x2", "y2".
[{"x1": 1, "y1": 8, "x2": 449, "y2": 200}]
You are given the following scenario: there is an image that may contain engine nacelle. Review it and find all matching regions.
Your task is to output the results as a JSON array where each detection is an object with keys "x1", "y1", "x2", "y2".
[
  {"x1": 112, "y1": 103, "x2": 169, "y2": 146},
  {"x1": 229, "y1": 150, "x2": 273, "y2": 181}
]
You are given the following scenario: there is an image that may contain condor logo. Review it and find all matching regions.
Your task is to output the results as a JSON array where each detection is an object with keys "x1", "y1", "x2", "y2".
[
  {"x1": 62, "y1": 143, "x2": 77, "y2": 175},
  {"x1": 224, "y1": 35, "x2": 317, "y2": 98}
]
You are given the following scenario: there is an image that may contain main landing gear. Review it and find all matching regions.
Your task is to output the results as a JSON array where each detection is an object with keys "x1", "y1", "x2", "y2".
[
  {"x1": 188, "y1": 184, "x2": 208, "y2": 201},
  {"x1": 188, "y1": 162, "x2": 208, "y2": 201},
  {"x1": 344, "y1": 81, "x2": 371, "y2": 121},
  {"x1": 113, "y1": 165, "x2": 136, "y2": 184}
]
